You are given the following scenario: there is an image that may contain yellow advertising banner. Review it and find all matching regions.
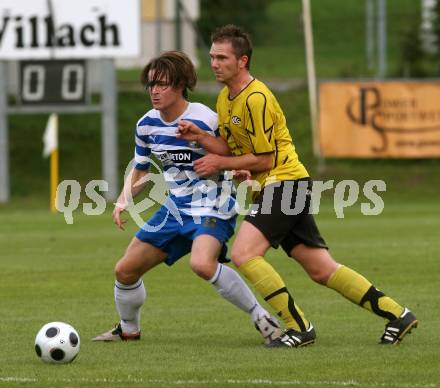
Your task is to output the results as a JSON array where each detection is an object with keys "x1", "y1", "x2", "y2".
[{"x1": 319, "y1": 81, "x2": 440, "y2": 157}]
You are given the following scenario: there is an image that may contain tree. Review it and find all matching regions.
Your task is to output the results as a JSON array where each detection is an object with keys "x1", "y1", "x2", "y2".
[
  {"x1": 430, "y1": 0, "x2": 440, "y2": 66},
  {"x1": 197, "y1": 0, "x2": 273, "y2": 46},
  {"x1": 400, "y1": 17, "x2": 426, "y2": 77}
]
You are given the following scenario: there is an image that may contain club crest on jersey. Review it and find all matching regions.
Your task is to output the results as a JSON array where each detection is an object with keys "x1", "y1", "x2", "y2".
[
  {"x1": 231, "y1": 116, "x2": 241, "y2": 125},
  {"x1": 203, "y1": 217, "x2": 218, "y2": 228},
  {"x1": 157, "y1": 150, "x2": 192, "y2": 164}
]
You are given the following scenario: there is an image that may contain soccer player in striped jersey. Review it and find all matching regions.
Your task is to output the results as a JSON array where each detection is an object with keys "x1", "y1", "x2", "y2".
[
  {"x1": 93, "y1": 51, "x2": 281, "y2": 343},
  {"x1": 177, "y1": 25, "x2": 418, "y2": 347}
]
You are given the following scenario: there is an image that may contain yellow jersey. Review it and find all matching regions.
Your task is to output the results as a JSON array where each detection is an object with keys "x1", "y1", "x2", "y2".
[{"x1": 217, "y1": 79, "x2": 309, "y2": 188}]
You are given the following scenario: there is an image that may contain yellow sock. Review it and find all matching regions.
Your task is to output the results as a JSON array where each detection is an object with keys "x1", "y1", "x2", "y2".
[
  {"x1": 326, "y1": 265, "x2": 404, "y2": 321},
  {"x1": 239, "y1": 256, "x2": 309, "y2": 331}
]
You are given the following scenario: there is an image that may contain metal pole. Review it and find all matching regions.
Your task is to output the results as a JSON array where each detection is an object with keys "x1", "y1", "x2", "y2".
[
  {"x1": 377, "y1": 0, "x2": 387, "y2": 78},
  {"x1": 175, "y1": 0, "x2": 182, "y2": 50},
  {"x1": 366, "y1": 0, "x2": 375, "y2": 70},
  {"x1": 302, "y1": 0, "x2": 321, "y2": 159},
  {"x1": 101, "y1": 59, "x2": 118, "y2": 201},
  {"x1": 155, "y1": 0, "x2": 162, "y2": 55},
  {"x1": 0, "y1": 61, "x2": 10, "y2": 203}
]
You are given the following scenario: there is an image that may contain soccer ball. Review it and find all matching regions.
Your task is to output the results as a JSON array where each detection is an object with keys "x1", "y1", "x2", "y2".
[{"x1": 35, "y1": 322, "x2": 80, "y2": 364}]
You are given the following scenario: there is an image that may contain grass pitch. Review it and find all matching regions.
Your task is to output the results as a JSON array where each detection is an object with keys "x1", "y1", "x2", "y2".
[{"x1": 0, "y1": 197, "x2": 439, "y2": 387}]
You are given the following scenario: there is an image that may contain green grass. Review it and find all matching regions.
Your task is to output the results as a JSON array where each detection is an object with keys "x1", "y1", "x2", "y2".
[{"x1": 0, "y1": 198, "x2": 439, "y2": 387}]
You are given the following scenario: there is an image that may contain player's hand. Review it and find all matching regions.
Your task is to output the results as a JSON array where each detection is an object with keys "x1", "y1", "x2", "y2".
[
  {"x1": 193, "y1": 154, "x2": 222, "y2": 176},
  {"x1": 112, "y1": 203, "x2": 127, "y2": 230},
  {"x1": 232, "y1": 169, "x2": 252, "y2": 184},
  {"x1": 177, "y1": 120, "x2": 204, "y2": 142}
]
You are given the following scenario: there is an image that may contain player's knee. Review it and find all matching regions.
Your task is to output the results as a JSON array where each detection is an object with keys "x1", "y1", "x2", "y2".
[
  {"x1": 230, "y1": 246, "x2": 252, "y2": 267},
  {"x1": 230, "y1": 244, "x2": 244, "y2": 264},
  {"x1": 190, "y1": 257, "x2": 215, "y2": 280},
  {"x1": 307, "y1": 263, "x2": 337, "y2": 285},
  {"x1": 294, "y1": 247, "x2": 338, "y2": 285},
  {"x1": 308, "y1": 268, "x2": 331, "y2": 285},
  {"x1": 114, "y1": 261, "x2": 139, "y2": 285}
]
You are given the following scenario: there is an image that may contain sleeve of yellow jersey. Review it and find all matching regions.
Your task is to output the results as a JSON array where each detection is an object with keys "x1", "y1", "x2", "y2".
[{"x1": 244, "y1": 92, "x2": 275, "y2": 154}]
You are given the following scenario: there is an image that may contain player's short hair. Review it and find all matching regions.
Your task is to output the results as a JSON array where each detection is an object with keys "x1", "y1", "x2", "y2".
[
  {"x1": 140, "y1": 51, "x2": 197, "y2": 98},
  {"x1": 211, "y1": 24, "x2": 253, "y2": 69}
]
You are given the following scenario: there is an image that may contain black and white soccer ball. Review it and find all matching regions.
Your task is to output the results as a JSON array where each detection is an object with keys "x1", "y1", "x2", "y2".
[{"x1": 35, "y1": 322, "x2": 80, "y2": 364}]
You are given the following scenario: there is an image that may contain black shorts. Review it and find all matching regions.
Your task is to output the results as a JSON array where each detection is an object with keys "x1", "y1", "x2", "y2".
[{"x1": 244, "y1": 179, "x2": 328, "y2": 255}]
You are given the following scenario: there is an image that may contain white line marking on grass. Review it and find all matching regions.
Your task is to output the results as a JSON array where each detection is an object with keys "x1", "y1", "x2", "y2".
[
  {"x1": 0, "y1": 377, "x2": 437, "y2": 387},
  {"x1": 0, "y1": 377, "x2": 36, "y2": 383}
]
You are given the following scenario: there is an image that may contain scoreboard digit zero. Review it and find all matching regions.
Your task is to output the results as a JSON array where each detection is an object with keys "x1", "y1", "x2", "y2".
[{"x1": 19, "y1": 60, "x2": 87, "y2": 105}]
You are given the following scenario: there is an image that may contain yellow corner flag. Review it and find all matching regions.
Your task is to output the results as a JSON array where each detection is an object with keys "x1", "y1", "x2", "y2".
[{"x1": 43, "y1": 114, "x2": 59, "y2": 212}]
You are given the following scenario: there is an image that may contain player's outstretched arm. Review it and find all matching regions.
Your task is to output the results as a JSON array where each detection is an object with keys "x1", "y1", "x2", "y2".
[
  {"x1": 112, "y1": 168, "x2": 149, "y2": 230},
  {"x1": 194, "y1": 152, "x2": 273, "y2": 177},
  {"x1": 177, "y1": 120, "x2": 231, "y2": 156}
]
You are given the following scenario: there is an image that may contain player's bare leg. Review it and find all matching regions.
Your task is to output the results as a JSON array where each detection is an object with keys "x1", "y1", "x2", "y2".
[
  {"x1": 92, "y1": 237, "x2": 166, "y2": 341},
  {"x1": 229, "y1": 221, "x2": 270, "y2": 267},
  {"x1": 290, "y1": 244, "x2": 338, "y2": 285},
  {"x1": 189, "y1": 234, "x2": 222, "y2": 280},
  {"x1": 115, "y1": 237, "x2": 167, "y2": 284}
]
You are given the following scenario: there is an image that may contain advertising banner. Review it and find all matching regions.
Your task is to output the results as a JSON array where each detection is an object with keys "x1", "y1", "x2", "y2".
[
  {"x1": 0, "y1": 0, "x2": 140, "y2": 58},
  {"x1": 319, "y1": 81, "x2": 440, "y2": 157}
]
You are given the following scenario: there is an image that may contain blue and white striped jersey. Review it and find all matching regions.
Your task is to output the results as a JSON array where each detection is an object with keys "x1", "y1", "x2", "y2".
[{"x1": 134, "y1": 102, "x2": 236, "y2": 220}]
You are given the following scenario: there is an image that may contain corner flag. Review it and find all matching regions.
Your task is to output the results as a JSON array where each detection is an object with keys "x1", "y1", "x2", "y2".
[{"x1": 43, "y1": 114, "x2": 59, "y2": 212}]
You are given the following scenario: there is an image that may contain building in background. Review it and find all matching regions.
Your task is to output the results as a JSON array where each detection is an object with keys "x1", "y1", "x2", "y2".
[{"x1": 117, "y1": 0, "x2": 200, "y2": 69}]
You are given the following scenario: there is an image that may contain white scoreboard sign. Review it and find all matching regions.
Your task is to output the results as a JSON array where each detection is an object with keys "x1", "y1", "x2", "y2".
[{"x1": 0, "y1": 0, "x2": 140, "y2": 58}]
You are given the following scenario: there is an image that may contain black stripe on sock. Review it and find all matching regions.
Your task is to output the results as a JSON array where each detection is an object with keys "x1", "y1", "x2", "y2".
[
  {"x1": 360, "y1": 285, "x2": 397, "y2": 321},
  {"x1": 287, "y1": 293, "x2": 307, "y2": 332},
  {"x1": 115, "y1": 281, "x2": 143, "y2": 291},
  {"x1": 264, "y1": 287, "x2": 288, "y2": 301},
  {"x1": 265, "y1": 287, "x2": 307, "y2": 331}
]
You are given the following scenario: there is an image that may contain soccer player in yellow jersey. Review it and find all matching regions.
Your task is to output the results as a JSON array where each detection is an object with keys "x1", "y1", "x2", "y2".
[{"x1": 178, "y1": 25, "x2": 417, "y2": 347}]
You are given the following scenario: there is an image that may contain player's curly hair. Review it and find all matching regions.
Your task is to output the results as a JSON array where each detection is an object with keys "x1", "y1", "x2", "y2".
[
  {"x1": 140, "y1": 51, "x2": 197, "y2": 98},
  {"x1": 211, "y1": 24, "x2": 253, "y2": 70}
]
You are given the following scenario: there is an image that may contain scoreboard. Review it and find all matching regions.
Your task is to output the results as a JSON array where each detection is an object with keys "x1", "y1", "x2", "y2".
[
  {"x1": 0, "y1": 59, "x2": 117, "y2": 203},
  {"x1": 19, "y1": 60, "x2": 87, "y2": 105},
  {"x1": 0, "y1": 0, "x2": 140, "y2": 203}
]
